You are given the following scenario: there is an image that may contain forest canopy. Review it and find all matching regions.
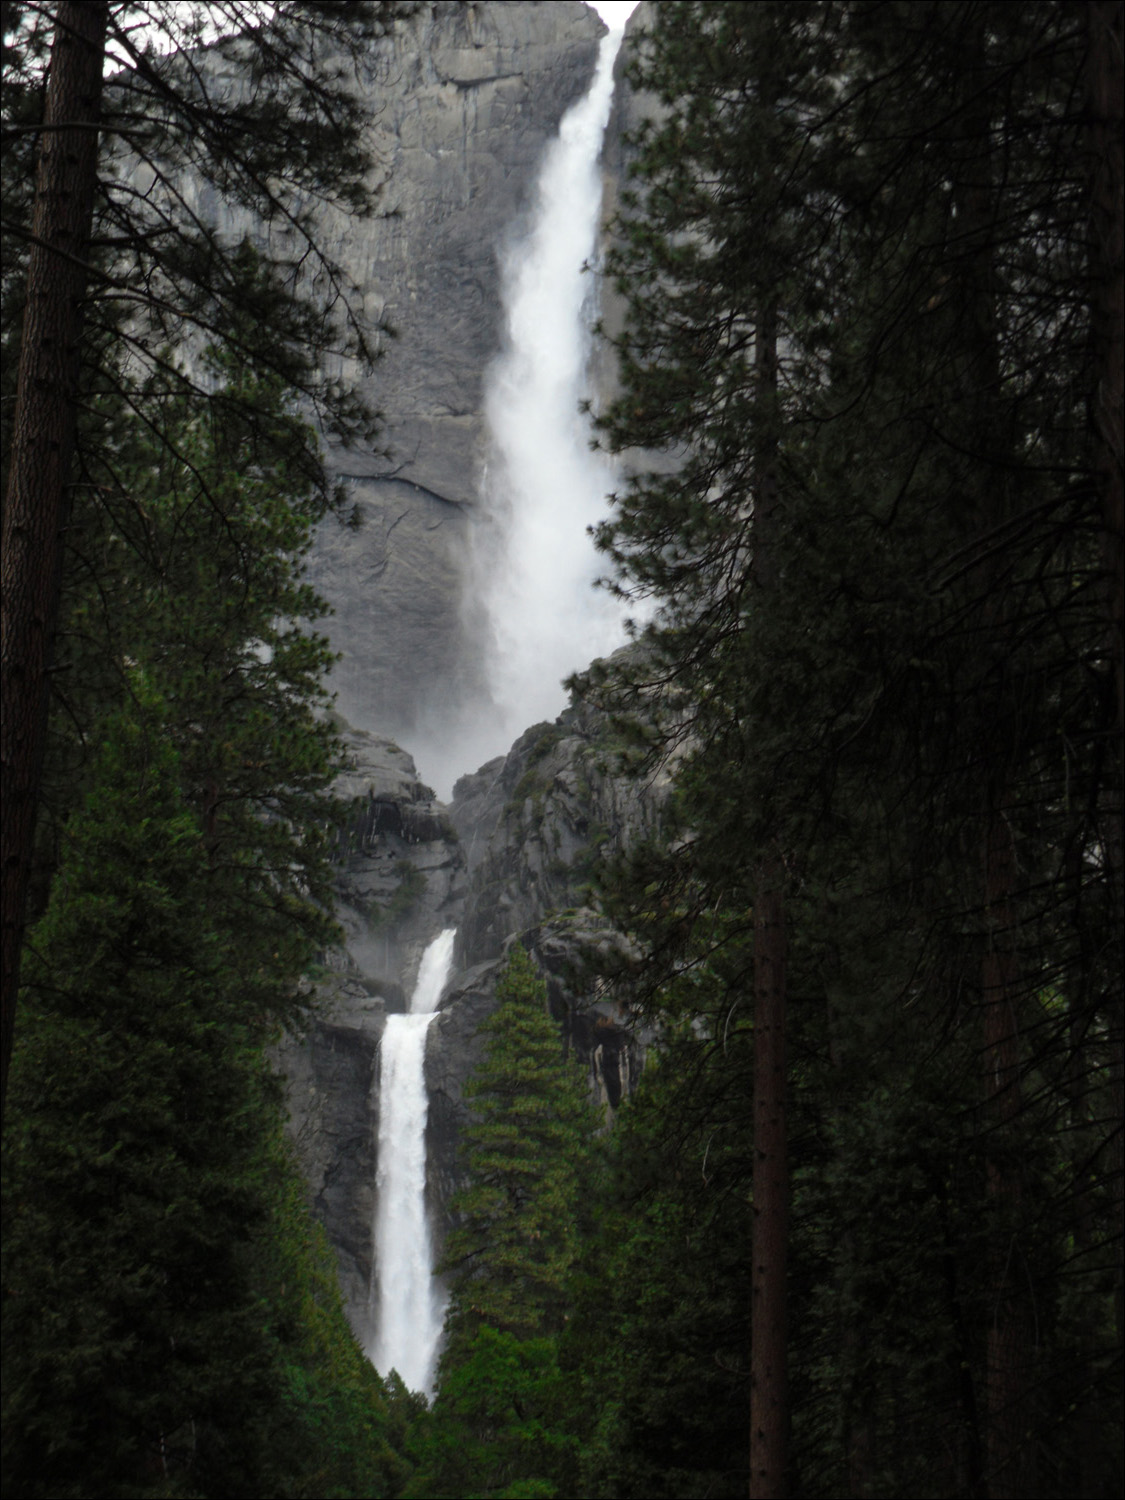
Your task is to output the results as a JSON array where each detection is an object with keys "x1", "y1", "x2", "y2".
[
  {"x1": 1, "y1": 2, "x2": 1121, "y2": 1498},
  {"x1": 1, "y1": 3, "x2": 418, "y2": 1495},
  {"x1": 569, "y1": 2, "x2": 1123, "y2": 1496}
]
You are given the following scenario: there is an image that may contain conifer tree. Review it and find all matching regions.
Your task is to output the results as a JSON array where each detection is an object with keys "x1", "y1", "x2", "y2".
[
  {"x1": 1, "y1": 351, "x2": 396, "y2": 1495},
  {"x1": 1, "y1": 0, "x2": 405, "y2": 1119},
  {"x1": 584, "y1": 2, "x2": 1122, "y2": 1494},
  {"x1": 440, "y1": 943, "x2": 598, "y2": 1348},
  {"x1": 409, "y1": 943, "x2": 599, "y2": 1499},
  {"x1": 46, "y1": 343, "x2": 346, "y2": 1018},
  {"x1": 2, "y1": 689, "x2": 405, "y2": 1497}
]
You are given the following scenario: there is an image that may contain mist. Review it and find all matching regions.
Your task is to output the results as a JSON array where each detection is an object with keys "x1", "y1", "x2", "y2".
[{"x1": 412, "y1": 23, "x2": 630, "y2": 800}]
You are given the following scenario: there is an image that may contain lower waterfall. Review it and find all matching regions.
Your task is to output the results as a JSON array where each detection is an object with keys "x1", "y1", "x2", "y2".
[{"x1": 369, "y1": 928, "x2": 456, "y2": 1395}]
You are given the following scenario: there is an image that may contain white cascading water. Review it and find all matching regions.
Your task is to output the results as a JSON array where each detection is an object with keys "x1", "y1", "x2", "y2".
[
  {"x1": 369, "y1": 928, "x2": 456, "y2": 1395},
  {"x1": 419, "y1": 17, "x2": 631, "y2": 797},
  {"x1": 367, "y1": 6, "x2": 638, "y2": 1396}
]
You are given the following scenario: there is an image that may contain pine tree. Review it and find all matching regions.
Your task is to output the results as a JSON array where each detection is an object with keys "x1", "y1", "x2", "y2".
[
  {"x1": 1, "y1": 0, "x2": 406, "y2": 1120},
  {"x1": 583, "y1": 2, "x2": 1122, "y2": 1494},
  {"x1": 409, "y1": 944, "x2": 599, "y2": 1499},
  {"x1": 1, "y1": 351, "x2": 397, "y2": 1494},
  {"x1": 3, "y1": 690, "x2": 285, "y2": 1495},
  {"x1": 2, "y1": 690, "x2": 404, "y2": 1497},
  {"x1": 565, "y1": 1019, "x2": 756, "y2": 1500},
  {"x1": 440, "y1": 943, "x2": 598, "y2": 1347},
  {"x1": 47, "y1": 346, "x2": 346, "y2": 1023}
]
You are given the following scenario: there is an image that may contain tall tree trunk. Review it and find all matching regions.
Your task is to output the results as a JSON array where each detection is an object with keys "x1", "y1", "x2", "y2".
[
  {"x1": 981, "y1": 805, "x2": 1033, "y2": 1499},
  {"x1": 1088, "y1": 0, "x2": 1125, "y2": 779},
  {"x1": 946, "y1": 18, "x2": 1037, "y2": 1490},
  {"x1": 1, "y1": 1, "x2": 107, "y2": 1125},
  {"x1": 1085, "y1": 0, "x2": 1124, "y2": 1363},
  {"x1": 749, "y1": 296, "x2": 790, "y2": 1499},
  {"x1": 751, "y1": 870, "x2": 788, "y2": 1500}
]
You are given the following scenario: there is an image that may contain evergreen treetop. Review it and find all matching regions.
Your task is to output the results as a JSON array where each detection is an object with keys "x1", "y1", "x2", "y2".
[{"x1": 440, "y1": 942, "x2": 600, "y2": 1349}]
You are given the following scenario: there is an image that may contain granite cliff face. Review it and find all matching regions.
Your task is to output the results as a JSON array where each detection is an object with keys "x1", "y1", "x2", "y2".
[
  {"x1": 276, "y1": 2, "x2": 667, "y2": 1350},
  {"x1": 301, "y1": 0, "x2": 606, "y2": 747},
  {"x1": 280, "y1": 729, "x2": 463, "y2": 1328},
  {"x1": 282, "y1": 669, "x2": 667, "y2": 1344},
  {"x1": 425, "y1": 665, "x2": 670, "y2": 1233}
]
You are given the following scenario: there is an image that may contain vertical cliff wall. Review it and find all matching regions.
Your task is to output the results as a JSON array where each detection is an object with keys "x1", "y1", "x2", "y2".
[
  {"x1": 278, "y1": 0, "x2": 621, "y2": 1349},
  {"x1": 301, "y1": 1, "x2": 606, "y2": 751},
  {"x1": 278, "y1": 2, "x2": 673, "y2": 1354}
]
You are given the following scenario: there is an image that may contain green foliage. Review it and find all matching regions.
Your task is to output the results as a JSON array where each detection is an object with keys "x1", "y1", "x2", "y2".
[
  {"x1": 404, "y1": 1328, "x2": 576, "y2": 1500},
  {"x1": 565, "y1": 1034, "x2": 754, "y2": 1500},
  {"x1": 573, "y1": 2, "x2": 1123, "y2": 1495},
  {"x1": 439, "y1": 945, "x2": 599, "y2": 1346},
  {"x1": 1, "y1": 1, "x2": 401, "y2": 483},
  {"x1": 407, "y1": 945, "x2": 599, "y2": 1498},
  {"x1": 2, "y1": 360, "x2": 405, "y2": 1493},
  {"x1": 45, "y1": 346, "x2": 345, "y2": 993},
  {"x1": 263, "y1": 1182, "x2": 409, "y2": 1500},
  {"x1": 2, "y1": 692, "x2": 400, "y2": 1498},
  {"x1": 4, "y1": 698, "x2": 263, "y2": 1495},
  {"x1": 2, "y1": 7, "x2": 418, "y2": 1493}
]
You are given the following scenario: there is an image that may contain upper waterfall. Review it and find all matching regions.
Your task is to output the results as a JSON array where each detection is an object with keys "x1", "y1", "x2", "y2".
[{"x1": 420, "y1": 21, "x2": 631, "y2": 796}]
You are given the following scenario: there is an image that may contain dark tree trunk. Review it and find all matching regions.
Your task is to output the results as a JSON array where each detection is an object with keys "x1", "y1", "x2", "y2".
[
  {"x1": 945, "y1": 20, "x2": 1037, "y2": 1489},
  {"x1": 1086, "y1": 0, "x2": 1124, "y2": 1362},
  {"x1": 749, "y1": 294, "x2": 790, "y2": 1499},
  {"x1": 1, "y1": 1, "x2": 107, "y2": 1125},
  {"x1": 981, "y1": 806, "x2": 1033, "y2": 1499},
  {"x1": 751, "y1": 870, "x2": 788, "y2": 1500},
  {"x1": 1088, "y1": 0, "x2": 1125, "y2": 777}
]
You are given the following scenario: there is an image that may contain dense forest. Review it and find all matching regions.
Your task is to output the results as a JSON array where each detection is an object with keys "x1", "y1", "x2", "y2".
[{"x1": 2, "y1": 3, "x2": 1121, "y2": 1499}]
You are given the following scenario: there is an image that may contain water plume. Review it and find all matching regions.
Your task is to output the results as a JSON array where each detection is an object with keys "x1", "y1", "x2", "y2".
[
  {"x1": 368, "y1": 929, "x2": 456, "y2": 1395},
  {"x1": 416, "y1": 23, "x2": 630, "y2": 798}
]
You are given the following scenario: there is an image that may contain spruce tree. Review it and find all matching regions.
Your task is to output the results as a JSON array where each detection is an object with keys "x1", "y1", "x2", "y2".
[
  {"x1": 2, "y1": 690, "x2": 404, "y2": 1497},
  {"x1": 440, "y1": 943, "x2": 598, "y2": 1348},
  {"x1": 1, "y1": 0, "x2": 405, "y2": 1119},
  {"x1": 583, "y1": 2, "x2": 1122, "y2": 1493},
  {"x1": 410, "y1": 944, "x2": 599, "y2": 1499},
  {"x1": 1, "y1": 353, "x2": 398, "y2": 1495},
  {"x1": 48, "y1": 345, "x2": 346, "y2": 1020}
]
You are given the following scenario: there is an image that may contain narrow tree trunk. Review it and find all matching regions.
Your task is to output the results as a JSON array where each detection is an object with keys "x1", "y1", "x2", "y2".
[
  {"x1": 751, "y1": 869, "x2": 789, "y2": 1500},
  {"x1": 1085, "y1": 0, "x2": 1125, "y2": 1361},
  {"x1": 981, "y1": 806, "x2": 1033, "y2": 1499},
  {"x1": 1, "y1": 1, "x2": 107, "y2": 1124},
  {"x1": 946, "y1": 21, "x2": 1039, "y2": 1489},
  {"x1": 749, "y1": 294, "x2": 789, "y2": 1499},
  {"x1": 1087, "y1": 0, "x2": 1125, "y2": 777}
]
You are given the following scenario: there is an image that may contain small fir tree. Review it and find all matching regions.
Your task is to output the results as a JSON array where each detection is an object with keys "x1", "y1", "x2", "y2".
[
  {"x1": 439, "y1": 943, "x2": 600, "y2": 1349},
  {"x1": 408, "y1": 944, "x2": 599, "y2": 1499}
]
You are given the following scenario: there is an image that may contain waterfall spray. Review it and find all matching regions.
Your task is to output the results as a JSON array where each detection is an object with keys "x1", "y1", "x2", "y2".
[
  {"x1": 369, "y1": 929, "x2": 456, "y2": 1395},
  {"x1": 417, "y1": 23, "x2": 630, "y2": 797},
  {"x1": 482, "y1": 23, "x2": 629, "y2": 740}
]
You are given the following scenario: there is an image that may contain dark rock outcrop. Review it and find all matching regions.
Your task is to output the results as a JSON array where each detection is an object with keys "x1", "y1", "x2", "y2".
[
  {"x1": 278, "y1": 726, "x2": 465, "y2": 1345},
  {"x1": 420, "y1": 659, "x2": 670, "y2": 1209},
  {"x1": 448, "y1": 672, "x2": 665, "y2": 971},
  {"x1": 282, "y1": 977, "x2": 384, "y2": 1332},
  {"x1": 281, "y1": 669, "x2": 668, "y2": 1343}
]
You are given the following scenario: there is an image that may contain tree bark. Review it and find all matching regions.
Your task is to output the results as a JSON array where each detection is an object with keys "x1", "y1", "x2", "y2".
[
  {"x1": 1087, "y1": 0, "x2": 1125, "y2": 778},
  {"x1": 945, "y1": 19, "x2": 1037, "y2": 1490},
  {"x1": 749, "y1": 294, "x2": 789, "y2": 1499},
  {"x1": 1086, "y1": 0, "x2": 1125, "y2": 1362},
  {"x1": 981, "y1": 806, "x2": 1033, "y2": 1499},
  {"x1": 1, "y1": 1, "x2": 107, "y2": 1125},
  {"x1": 750, "y1": 870, "x2": 789, "y2": 1500}
]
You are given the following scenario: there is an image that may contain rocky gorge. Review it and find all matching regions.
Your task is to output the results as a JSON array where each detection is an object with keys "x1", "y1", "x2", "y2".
[{"x1": 272, "y1": 2, "x2": 665, "y2": 1350}]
